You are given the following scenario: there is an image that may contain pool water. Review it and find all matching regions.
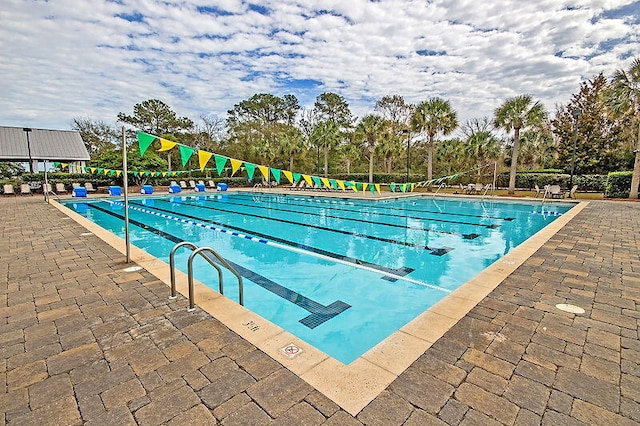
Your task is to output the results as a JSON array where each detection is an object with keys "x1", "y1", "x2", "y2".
[{"x1": 63, "y1": 193, "x2": 572, "y2": 364}]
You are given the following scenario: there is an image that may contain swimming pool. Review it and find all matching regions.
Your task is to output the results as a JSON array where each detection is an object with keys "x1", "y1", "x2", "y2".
[{"x1": 62, "y1": 192, "x2": 572, "y2": 364}]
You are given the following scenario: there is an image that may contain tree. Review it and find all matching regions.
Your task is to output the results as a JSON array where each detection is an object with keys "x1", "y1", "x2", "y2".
[
  {"x1": 605, "y1": 58, "x2": 640, "y2": 198},
  {"x1": 226, "y1": 93, "x2": 301, "y2": 165},
  {"x1": 310, "y1": 121, "x2": 341, "y2": 176},
  {"x1": 279, "y1": 126, "x2": 306, "y2": 171},
  {"x1": 313, "y1": 93, "x2": 353, "y2": 176},
  {"x1": 375, "y1": 95, "x2": 414, "y2": 174},
  {"x1": 71, "y1": 118, "x2": 119, "y2": 157},
  {"x1": 494, "y1": 95, "x2": 547, "y2": 194},
  {"x1": 462, "y1": 118, "x2": 501, "y2": 179},
  {"x1": 411, "y1": 98, "x2": 458, "y2": 180},
  {"x1": 552, "y1": 74, "x2": 627, "y2": 175},
  {"x1": 117, "y1": 99, "x2": 194, "y2": 170},
  {"x1": 354, "y1": 114, "x2": 387, "y2": 183}
]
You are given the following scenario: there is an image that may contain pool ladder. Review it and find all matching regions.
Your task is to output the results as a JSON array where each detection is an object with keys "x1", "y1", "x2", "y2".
[{"x1": 169, "y1": 242, "x2": 244, "y2": 311}]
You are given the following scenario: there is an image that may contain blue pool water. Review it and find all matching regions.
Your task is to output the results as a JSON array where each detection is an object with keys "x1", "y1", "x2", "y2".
[{"x1": 63, "y1": 193, "x2": 572, "y2": 364}]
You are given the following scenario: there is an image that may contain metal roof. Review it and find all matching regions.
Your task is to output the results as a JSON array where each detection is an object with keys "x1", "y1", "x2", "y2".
[{"x1": 0, "y1": 126, "x2": 91, "y2": 161}]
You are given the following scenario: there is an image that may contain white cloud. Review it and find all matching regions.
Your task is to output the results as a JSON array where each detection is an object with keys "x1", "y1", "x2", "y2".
[{"x1": 0, "y1": 0, "x2": 638, "y2": 131}]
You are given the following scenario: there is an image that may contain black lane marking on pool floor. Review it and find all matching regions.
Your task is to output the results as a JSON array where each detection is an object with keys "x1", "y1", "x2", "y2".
[
  {"x1": 232, "y1": 192, "x2": 515, "y2": 222},
  {"x1": 149, "y1": 198, "x2": 453, "y2": 255},
  {"x1": 228, "y1": 193, "x2": 503, "y2": 230},
  {"x1": 88, "y1": 204, "x2": 350, "y2": 329},
  {"x1": 199, "y1": 196, "x2": 486, "y2": 237},
  {"x1": 128, "y1": 200, "x2": 418, "y2": 277}
]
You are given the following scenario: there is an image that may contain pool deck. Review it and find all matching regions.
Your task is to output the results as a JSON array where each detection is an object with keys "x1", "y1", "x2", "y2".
[{"x1": 2, "y1": 194, "x2": 640, "y2": 425}]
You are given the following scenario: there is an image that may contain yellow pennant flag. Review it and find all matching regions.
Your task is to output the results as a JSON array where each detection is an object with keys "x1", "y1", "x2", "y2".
[
  {"x1": 337, "y1": 180, "x2": 346, "y2": 190},
  {"x1": 282, "y1": 170, "x2": 293, "y2": 183},
  {"x1": 116, "y1": 170, "x2": 122, "y2": 177},
  {"x1": 230, "y1": 158, "x2": 243, "y2": 175},
  {"x1": 90, "y1": 167, "x2": 96, "y2": 173},
  {"x1": 362, "y1": 183, "x2": 369, "y2": 193},
  {"x1": 375, "y1": 184, "x2": 381, "y2": 193},
  {"x1": 158, "y1": 138, "x2": 177, "y2": 151},
  {"x1": 257, "y1": 165, "x2": 269, "y2": 180},
  {"x1": 198, "y1": 151, "x2": 213, "y2": 171},
  {"x1": 302, "y1": 174, "x2": 313, "y2": 186},
  {"x1": 320, "y1": 177, "x2": 331, "y2": 188}
]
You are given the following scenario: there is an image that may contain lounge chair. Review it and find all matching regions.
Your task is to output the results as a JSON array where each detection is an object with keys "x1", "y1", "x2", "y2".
[
  {"x1": 55, "y1": 183, "x2": 67, "y2": 193},
  {"x1": 170, "y1": 181, "x2": 178, "y2": 186},
  {"x1": 208, "y1": 180, "x2": 216, "y2": 189},
  {"x1": 188, "y1": 180, "x2": 197, "y2": 189},
  {"x1": 3, "y1": 184, "x2": 15, "y2": 196},
  {"x1": 548, "y1": 185, "x2": 563, "y2": 198},
  {"x1": 565, "y1": 185, "x2": 578, "y2": 199},
  {"x1": 72, "y1": 182, "x2": 80, "y2": 189},
  {"x1": 84, "y1": 182, "x2": 96, "y2": 192},
  {"x1": 198, "y1": 180, "x2": 205, "y2": 186},
  {"x1": 179, "y1": 181, "x2": 188, "y2": 189},
  {"x1": 288, "y1": 181, "x2": 299, "y2": 190},
  {"x1": 42, "y1": 183, "x2": 53, "y2": 194},
  {"x1": 20, "y1": 184, "x2": 33, "y2": 196}
]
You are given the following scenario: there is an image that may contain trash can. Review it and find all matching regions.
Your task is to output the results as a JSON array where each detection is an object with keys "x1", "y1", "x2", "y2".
[
  {"x1": 168, "y1": 184, "x2": 181, "y2": 193},
  {"x1": 72, "y1": 187, "x2": 87, "y2": 197},
  {"x1": 216, "y1": 183, "x2": 228, "y2": 191},
  {"x1": 195, "y1": 183, "x2": 206, "y2": 192},
  {"x1": 141, "y1": 185, "x2": 154, "y2": 194},
  {"x1": 109, "y1": 186, "x2": 122, "y2": 196}
]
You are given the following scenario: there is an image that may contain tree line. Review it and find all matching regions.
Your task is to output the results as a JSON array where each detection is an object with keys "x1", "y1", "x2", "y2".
[{"x1": 72, "y1": 57, "x2": 639, "y2": 197}]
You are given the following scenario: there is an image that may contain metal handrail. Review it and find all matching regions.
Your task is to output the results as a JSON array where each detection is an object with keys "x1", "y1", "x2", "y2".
[
  {"x1": 169, "y1": 241, "x2": 244, "y2": 312},
  {"x1": 432, "y1": 182, "x2": 447, "y2": 198},
  {"x1": 188, "y1": 247, "x2": 244, "y2": 311},
  {"x1": 481, "y1": 184, "x2": 493, "y2": 201}
]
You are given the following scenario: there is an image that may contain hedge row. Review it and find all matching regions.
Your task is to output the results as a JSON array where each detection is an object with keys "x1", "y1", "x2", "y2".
[
  {"x1": 604, "y1": 171, "x2": 637, "y2": 198},
  {"x1": 494, "y1": 173, "x2": 607, "y2": 192}
]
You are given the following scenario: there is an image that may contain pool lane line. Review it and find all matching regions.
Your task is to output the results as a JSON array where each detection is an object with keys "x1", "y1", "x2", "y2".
[
  {"x1": 150, "y1": 198, "x2": 454, "y2": 255},
  {"x1": 88, "y1": 203, "x2": 351, "y2": 328},
  {"x1": 116, "y1": 200, "x2": 451, "y2": 293},
  {"x1": 198, "y1": 196, "x2": 487, "y2": 238},
  {"x1": 233, "y1": 192, "x2": 515, "y2": 222}
]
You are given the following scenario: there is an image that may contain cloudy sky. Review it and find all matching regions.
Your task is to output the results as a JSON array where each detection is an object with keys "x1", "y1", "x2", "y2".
[{"x1": 1, "y1": 0, "x2": 639, "y2": 132}]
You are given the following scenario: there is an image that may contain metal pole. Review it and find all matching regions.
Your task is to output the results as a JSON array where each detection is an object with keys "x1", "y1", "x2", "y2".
[
  {"x1": 122, "y1": 127, "x2": 131, "y2": 263},
  {"x1": 43, "y1": 159, "x2": 49, "y2": 203},
  {"x1": 23, "y1": 128, "x2": 34, "y2": 173},
  {"x1": 406, "y1": 132, "x2": 410, "y2": 183},
  {"x1": 569, "y1": 109, "x2": 582, "y2": 191}
]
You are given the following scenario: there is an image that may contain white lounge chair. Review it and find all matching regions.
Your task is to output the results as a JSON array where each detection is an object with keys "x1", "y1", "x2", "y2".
[
  {"x1": 55, "y1": 183, "x2": 67, "y2": 193},
  {"x1": 84, "y1": 182, "x2": 96, "y2": 192},
  {"x1": 179, "y1": 181, "x2": 188, "y2": 189},
  {"x1": 20, "y1": 184, "x2": 33, "y2": 196},
  {"x1": 3, "y1": 184, "x2": 15, "y2": 196},
  {"x1": 548, "y1": 185, "x2": 563, "y2": 198}
]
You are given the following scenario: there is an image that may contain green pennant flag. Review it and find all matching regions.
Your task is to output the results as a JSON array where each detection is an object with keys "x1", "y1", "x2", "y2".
[
  {"x1": 270, "y1": 168, "x2": 281, "y2": 184},
  {"x1": 137, "y1": 132, "x2": 156, "y2": 156},
  {"x1": 292, "y1": 172, "x2": 302, "y2": 183},
  {"x1": 144, "y1": 171, "x2": 151, "y2": 176},
  {"x1": 330, "y1": 179, "x2": 338, "y2": 189},
  {"x1": 400, "y1": 184, "x2": 407, "y2": 193},
  {"x1": 96, "y1": 168, "x2": 103, "y2": 174},
  {"x1": 179, "y1": 145, "x2": 194, "y2": 167},
  {"x1": 311, "y1": 176, "x2": 322, "y2": 188},
  {"x1": 390, "y1": 183, "x2": 396, "y2": 192},
  {"x1": 369, "y1": 184, "x2": 377, "y2": 194},
  {"x1": 53, "y1": 162, "x2": 60, "y2": 167},
  {"x1": 243, "y1": 162, "x2": 256, "y2": 180},
  {"x1": 214, "y1": 155, "x2": 228, "y2": 176},
  {"x1": 109, "y1": 170, "x2": 116, "y2": 176}
]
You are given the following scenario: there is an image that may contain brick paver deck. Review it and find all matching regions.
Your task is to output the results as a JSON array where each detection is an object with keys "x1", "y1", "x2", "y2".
[{"x1": 1, "y1": 196, "x2": 639, "y2": 425}]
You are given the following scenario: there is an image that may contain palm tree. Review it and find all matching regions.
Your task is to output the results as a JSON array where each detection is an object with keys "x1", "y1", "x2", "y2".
[
  {"x1": 354, "y1": 115, "x2": 387, "y2": 183},
  {"x1": 310, "y1": 121, "x2": 341, "y2": 176},
  {"x1": 462, "y1": 118, "x2": 500, "y2": 180},
  {"x1": 411, "y1": 98, "x2": 458, "y2": 180},
  {"x1": 606, "y1": 58, "x2": 640, "y2": 198},
  {"x1": 494, "y1": 95, "x2": 547, "y2": 194}
]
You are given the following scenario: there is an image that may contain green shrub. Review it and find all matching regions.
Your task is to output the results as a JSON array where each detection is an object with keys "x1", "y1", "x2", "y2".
[
  {"x1": 604, "y1": 171, "x2": 635, "y2": 198},
  {"x1": 495, "y1": 173, "x2": 606, "y2": 191}
]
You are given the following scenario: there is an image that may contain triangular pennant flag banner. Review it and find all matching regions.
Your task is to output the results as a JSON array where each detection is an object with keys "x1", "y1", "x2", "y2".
[
  {"x1": 390, "y1": 183, "x2": 396, "y2": 192},
  {"x1": 137, "y1": 132, "x2": 156, "y2": 156},
  {"x1": 257, "y1": 165, "x2": 269, "y2": 180},
  {"x1": 158, "y1": 138, "x2": 177, "y2": 152},
  {"x1": 282, "y1": 170, "x2": 293, "y2": 184},
  {"x1": 53, "y1": 162, "x2": 60, "y2": 167},
  {"x1": 362, "y1": 183, "x2": 369, "y2": 193},
  {"x1": 179, "y1": 145, "x2": 194, "y2": 167},
  {"x1": 303, "y1": 174, "x2": 313, "y2": 186},
  {"x1": 116, "y1": 171, "x2": 122, "y2": 177},
  {"x1": 293, "y1": 173, "x2": 302, "y2": 183},
  {"x1": 230, "y1": 159, "x2": 243, "y2": 175},
  {"x1": 375, "y1": 184, "x2": 381, "y2": 194},
  {"x1": 369, "y1": 184, "x2": 377, "y2": 194},
  {"x1": 270, "y1": 168, "x2": 281, "y2": 184},
  {"x1": 337, "y1": 180, "x2": 346, "y2": 190},
  {"x1": 321, "y1": 177, "x2": 331, "y2": 189},
  {"x1": 243, "y1": 162, "x2": 256, "y2": 180},
  {"x1": 311, "y1": 176, "x2": 322, "y2": 188},
  {"x1": 214, "y1": 155, "x2": 228, "y2": 175},
  {"x1": 198, "y1": 151, "x2": 213, "y2": 171}
]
